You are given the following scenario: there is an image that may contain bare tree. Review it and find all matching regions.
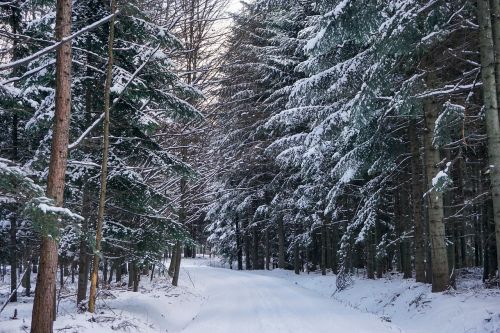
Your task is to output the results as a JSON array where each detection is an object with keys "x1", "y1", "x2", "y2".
[{"x1": 88, "y1": 0, "x2": 117, "y2": 314}]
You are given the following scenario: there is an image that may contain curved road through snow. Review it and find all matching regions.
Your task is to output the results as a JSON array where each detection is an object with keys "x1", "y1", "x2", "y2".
[{"x1": 180, "y1": 265, "x2": 402, "y2": 333}]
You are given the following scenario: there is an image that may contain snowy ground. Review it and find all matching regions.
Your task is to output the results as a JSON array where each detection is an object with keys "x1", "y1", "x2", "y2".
[{"x1": 1, "y1": 258, "x2": 499, "y2": 332}]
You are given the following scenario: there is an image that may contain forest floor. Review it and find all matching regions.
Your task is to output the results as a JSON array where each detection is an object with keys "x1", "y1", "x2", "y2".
[{"x1": 0, "y1": 257, "x2": 499, "y2": 332}]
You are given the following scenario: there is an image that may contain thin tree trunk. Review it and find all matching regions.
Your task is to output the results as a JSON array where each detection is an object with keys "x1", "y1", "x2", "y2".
[
  {"x1": 331, "y1": 224, "x2": 338, "y2": 274},
  {"x1": 325, "y1": 222, "x2": 333, "y2": 271},
  {"x1": 9, "y1": 214, "x2": 17, "y2": 302},
  {"x1": 107, "y1": 262, "x2": 114, "y2": 285},
  {"x1": 31, "y1": 0, "x2": 73, "y2": 329},
  {"x1": 8, "y1": 0, "x2": 21, "y2": 306},
  {"x1": 59, "y1": 259, "x2": 64, "y2": 288},
  {"x1": 128, "y1": 262, "x2": 134, "y2": 289},
  {"x1": 478, "y1": 0, "x2": 500, "y2": 278},
  {"x1": 116, "y1": 261, "x2": 122, "y2": 283},
  {"x1": 133, "y1": 261, "x2": 139, "y2": 292},
  {"x1": 244, "y1": 221, "x2": 251, "y2": 270},
  {"x1": 102, "y1": 258, "x2": 108, "y2": 289},
  {"x1": 22, "y1": 260, "x2": 31, "y2": 297},
  {"x1": 88, "y1": 0, "x2": 117, "y2": 313},
  {"x1": 252, "y1": 228, "x2": 259, "y2": 269},
  {"x1": 236, "y1": 219, "x2": 243, "y2": 270},
  {"x1": 77, "y1": 217, "x2": 90, "y2": 304},
  {"x1": 76, "y1": 33, "x2": 94, "y2": 305},
  {"x1": 400, "y1": 186, "x2": 412, "y2": 279},
  {"x1": 423, "y1": 97, "x2": 450, "y2": 292},
  {"x1": 277, "y1": 217, "x2": 285, "y2": 269},
  {"x1": 321, "y1": 223, "x2": 327, "y2": 276},
  {"x1": 265, "y1": 229, "x2": 270, "y2": 270},
  {"x1": 366, "y1": 229, "x2": 375, "y2": 279}
]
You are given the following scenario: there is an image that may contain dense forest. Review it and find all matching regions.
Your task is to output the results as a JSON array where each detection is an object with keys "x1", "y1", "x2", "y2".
[
  {"x1": 208, "y1": 0, "x2": 500, "y2": 292},
  {"x1": 1, "y1": 0, "x2": 500, "y2": 332}
]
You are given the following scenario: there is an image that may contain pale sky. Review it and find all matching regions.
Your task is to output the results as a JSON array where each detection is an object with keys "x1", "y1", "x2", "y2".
[{"x1": 227, "y1": 0, "x2": 243, "y2": 14}]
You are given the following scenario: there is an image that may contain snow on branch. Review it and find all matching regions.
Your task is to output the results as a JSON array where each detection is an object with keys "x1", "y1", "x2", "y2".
[
  {"x1": 0, "y1": 12, "x2": 119, "y2": 71},
  {"x1": 68, "y1": 45, "x2": 161, "y2": 150}
]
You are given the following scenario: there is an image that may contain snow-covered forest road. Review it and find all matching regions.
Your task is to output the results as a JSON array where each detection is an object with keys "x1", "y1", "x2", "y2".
[
  {"x1": 180, "y1": 264, "x2": 400, "y2": 333},
  {"x1": 2, "y1": 258, "x2": 498, "y2": 332}
]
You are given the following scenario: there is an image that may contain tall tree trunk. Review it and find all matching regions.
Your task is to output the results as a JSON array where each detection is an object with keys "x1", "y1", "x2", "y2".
[
  {"x1": 331, "y1": 224, "x2": 338, "y2": 273},
  {"x1": 88, "y1": 0, "x2": 117, "y2": 313},
  {"x1": 294, "y1": 244, "x2": 300, "y2": 275},
  {"x1": 59, "y1": 259, "x2": 64, "y2": 288},
  {"x1": 76, "y1": 33, "x2": 94, "y2": 305},
  {"x1": 107, "y1": 262, "x2": 114, "y2": 285},
  {"x1": 409, "y1": 120, "x2": 426, "y2": 282},
  {"x1": 252, "y1": 228, "x2": 259, "y2": 269},
  {"x1": 133, "y1": 261, "x2": 139, "y2": 292},
  {"x1": 115, "y1": 261, "x2": 122, "y2": 283},
  {"x1": 400, "y1": 186, "x2": 412, "y2": 279},
  {"x1": 9, "y1": 214, "x2": 17, "y2": 303},
  {"x1": 102, "y1": 258, "x2": 108, "y2": 289},
  {"x1": 128, "y1": 262, "x2": 134, "y2": 289},
  {"x1": 490, "y1": 0, "x2": 500, "y2": 103},
  {"x1": 8, "y1": 0, "x2": 21, "y2": 305},
  {"x1": 325, "y1": 222, "x2": 333, "y2": 271},
  {"x1": 31, "y1": 0, "x2": 73, "y2": 330},
  {"x1": 321, "y1": 223, "x2": 327, "y2": 276},
  {"x1": 375, "y1": 220, "x2": 384, "y2": 279},
  {"x1": 366, "y1": 229, "x2": 375, "y2": 279},
  {"x1": 423, "y1": 97, "x2": 450, "y2": 292},
  {"x1": 236, "y1": 219, "x2": 243, "y2": 270},
  {"x1": 277, "y1": 217, "x2": 285, "y2": 269},
  {"x1": 22, "y1": 260, "x2": 31, "y2": 297},
  {"x1": 478, "y1": 0, "x2": 500, "y2": 278},
  {"x1": 168, "y1": 245, "x2": 177, "y2": 277},
  {"x1": 265, "y1": 228, "x2": 270, "y2": 270},
  {"x1": 76, "y1": 185, "x2": 90, "y2": 305},
  {"x1": 172, "y1": 242, "x2": 182, "y2": 286}
]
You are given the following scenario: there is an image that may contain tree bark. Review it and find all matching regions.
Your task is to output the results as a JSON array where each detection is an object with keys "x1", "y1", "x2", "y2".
[
  {"x1": 172, "y1": 242, "x2": 182, "y2": 286},
  {"x1": 409, "y1": 120, "x2": 426, "y2": 282},
  {"x1": 31, "y1": 0, "x2": 72, "y2": 330},
  {"x1": 88, "y1": 0, "x2": 117, "y2": 313},
  {"x1": 423, "y1": 97, "x2": 450, "y2": 292},
  {"x1": 478, "y1": 0, "x2": 500, "y2": 278}
]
